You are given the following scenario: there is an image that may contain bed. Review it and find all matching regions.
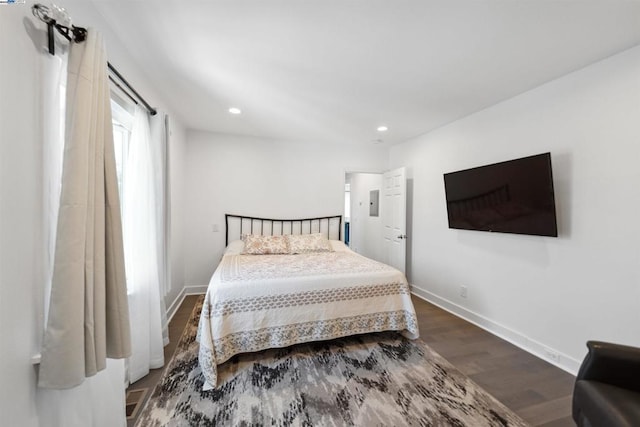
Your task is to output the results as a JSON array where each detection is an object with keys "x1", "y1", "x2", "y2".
[{"x1": 196, "y1": 214, "x2": 420, "y2": 389}]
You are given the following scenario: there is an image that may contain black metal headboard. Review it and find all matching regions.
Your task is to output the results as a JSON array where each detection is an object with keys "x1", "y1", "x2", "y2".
[{"x1": 225, "y1": 214, "x2": 342, "y2": 245}]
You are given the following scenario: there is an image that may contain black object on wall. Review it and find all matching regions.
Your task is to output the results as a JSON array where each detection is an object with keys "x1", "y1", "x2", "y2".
[{"x1": 443, "y1": 152, "x2": 558, "y2": 237}]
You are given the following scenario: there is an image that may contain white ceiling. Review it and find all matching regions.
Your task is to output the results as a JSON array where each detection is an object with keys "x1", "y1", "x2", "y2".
[{"x1": 89, "y1": 0, "x2": 640, "y2": 146}]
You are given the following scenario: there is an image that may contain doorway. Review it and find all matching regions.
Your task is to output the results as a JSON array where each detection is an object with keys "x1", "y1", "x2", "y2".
[
  {"x1": 345, "y1": 168, "x2": 408, "y2": 273},
  {"x1": 344, "y1": 172, "x2": 384, "y2": 263}
]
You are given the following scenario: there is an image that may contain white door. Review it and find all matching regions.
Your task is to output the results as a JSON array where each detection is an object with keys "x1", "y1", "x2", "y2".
[{"x1": 382, "y1": 167, "x2": 407, "y2": 273}]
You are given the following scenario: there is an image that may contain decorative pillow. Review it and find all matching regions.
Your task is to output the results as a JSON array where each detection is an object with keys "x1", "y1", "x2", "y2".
[
  {"x1": 285, "y1": 233, "x2": 333, "y2": 254},
  {"x1": 242, "y1": 234, "x2": 289, "y2": 255}
]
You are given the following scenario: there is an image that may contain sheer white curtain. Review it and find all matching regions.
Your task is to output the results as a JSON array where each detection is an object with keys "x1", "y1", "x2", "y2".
[
  {"x1": 41, "y1": 42, "x2": 67, "y2": 329},
  {"x1": 123, "y1": 106, "x2": 168, "y2": 384},
  {"x1": 150, "y1": 112, "x2": 172, "y2": 300}
]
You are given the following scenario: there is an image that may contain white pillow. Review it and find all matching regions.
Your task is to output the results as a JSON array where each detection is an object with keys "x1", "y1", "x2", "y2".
[
  {"x1": 329, "y1": 239, "x2": 348, "y2": 252},
  {"x1": 224, "y1": 240, "x2": 245, "y2": 255}
]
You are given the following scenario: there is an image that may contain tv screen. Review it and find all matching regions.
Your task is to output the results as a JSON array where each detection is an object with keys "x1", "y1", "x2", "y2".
[{"x1": 443, "y1": 153, "x2": 558, "y2": 237}]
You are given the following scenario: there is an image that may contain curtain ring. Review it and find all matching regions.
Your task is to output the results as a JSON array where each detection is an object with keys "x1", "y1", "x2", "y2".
[{"x1": 32, "y1": 4, "x2": 54, "y2": 25}]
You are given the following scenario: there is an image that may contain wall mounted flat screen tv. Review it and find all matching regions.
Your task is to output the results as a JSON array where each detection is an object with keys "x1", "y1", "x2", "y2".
[{"x1": 443, "y1": 153, "x2": 558, "y2": 237}]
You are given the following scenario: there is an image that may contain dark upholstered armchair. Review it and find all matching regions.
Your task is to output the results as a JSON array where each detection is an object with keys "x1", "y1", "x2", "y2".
[{"x1": 573, "y1": 341, "x2": 640, "y2": 427}]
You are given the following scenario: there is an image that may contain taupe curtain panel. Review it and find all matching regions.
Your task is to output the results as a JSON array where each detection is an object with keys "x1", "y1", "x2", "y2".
[{"x1": 39, "y1": 29, "x2": 131, "y2": 389}]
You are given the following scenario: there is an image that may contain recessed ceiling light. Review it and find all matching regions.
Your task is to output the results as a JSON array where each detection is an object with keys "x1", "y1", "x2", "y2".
[
  {"x1": 377, "y1": 125, "x2": 388, "y2": 132},
  {"x1": 228, "y1": 107, "x2": 242, "y2": 115}
]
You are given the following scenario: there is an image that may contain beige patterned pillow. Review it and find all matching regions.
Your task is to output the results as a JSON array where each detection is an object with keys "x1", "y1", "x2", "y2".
[
  {"x1": 242, "y1": 234, "x2": 289, "y2": 255},
  {"x1": 285, "y1": 233, "x2": 333, "y2": 254}
]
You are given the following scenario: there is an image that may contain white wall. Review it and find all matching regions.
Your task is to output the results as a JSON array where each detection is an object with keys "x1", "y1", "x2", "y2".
[
  {"x1": 184, "y1": 131, "x2": 389, "y2": 287},
  {"x1": 166, "y1": 119, "x2": 187, "y2": 309},
  {"x1": 391, "y1": 44, "x2": 640, "y2": 373},
  {"x1": 348, "y1": 173, "x2": 384, "y2": 262},
  {"x1": 0, "y1": 6, "x2": 43, "y2": 426},
  {"x1": 0, "y1": 2, "x2": 186, "y2": 425}
]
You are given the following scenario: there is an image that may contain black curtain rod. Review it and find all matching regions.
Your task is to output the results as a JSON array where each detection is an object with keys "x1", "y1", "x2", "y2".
[
  {"x1": 107, "y1": 62, "x2": 157, "y2": 116},
  {"x1": 32, "y1": 3, "x2": 157, "y2": 116},
  {"x1": 109, "y1": 75, "x2": 140, "y2": 108}
]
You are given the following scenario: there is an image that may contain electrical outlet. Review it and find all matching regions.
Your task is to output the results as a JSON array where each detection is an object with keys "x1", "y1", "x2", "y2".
[{"x1": 460, "y1": 285, "x2": 468, "y2": 298}]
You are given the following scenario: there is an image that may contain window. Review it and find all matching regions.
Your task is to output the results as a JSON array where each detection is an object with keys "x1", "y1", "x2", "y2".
[
  {"x1": 110, "y1": 93, "x2": 134, "y2": 203},
  {"x1": 110, "y1": 93, "x2": 134, "y2": 295}
]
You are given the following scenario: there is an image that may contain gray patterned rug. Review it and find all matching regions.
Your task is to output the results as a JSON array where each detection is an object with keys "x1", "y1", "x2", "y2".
[{"x1": 136, "y1": 297, "x2": 529, "y2": 426}]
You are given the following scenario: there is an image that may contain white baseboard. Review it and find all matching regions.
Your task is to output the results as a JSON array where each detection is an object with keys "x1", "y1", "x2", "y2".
[
  {"x1": 166, "y1": 288, "x2": 186, "y2": 323},
  {"x1": 410, "y1": 284, "x2": 581, "y2": 375},
  {"x1": 184, "y1": 285, "x2": 208, "y2": 295},
  {"x1": 166, "y1": 286, "x2": 208, "y2": 323}
]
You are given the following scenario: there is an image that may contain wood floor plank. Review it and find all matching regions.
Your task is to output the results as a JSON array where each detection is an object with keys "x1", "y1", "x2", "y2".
[
  {"x1": 539, "y1": 415, "x2": 575, "y2": 427},
  {"x1": 517, "y1": 395, "x2": 574, "y2": 426}
]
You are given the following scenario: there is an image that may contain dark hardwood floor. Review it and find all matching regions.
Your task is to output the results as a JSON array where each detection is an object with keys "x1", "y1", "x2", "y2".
[
  {"x1": 127, "y1": 294, "x2": 576, "y2": 426},
  {"x1": 412, "y1": 296, "x2": 575, "y2": 426},
  {"x1": 126, "y1": 295, "x2": 202, "y2": 427}
]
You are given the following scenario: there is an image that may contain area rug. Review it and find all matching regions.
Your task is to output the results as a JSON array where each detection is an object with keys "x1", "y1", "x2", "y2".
[{"x1": 136, "y1": 297, "x2": 529, "y2": 426}]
